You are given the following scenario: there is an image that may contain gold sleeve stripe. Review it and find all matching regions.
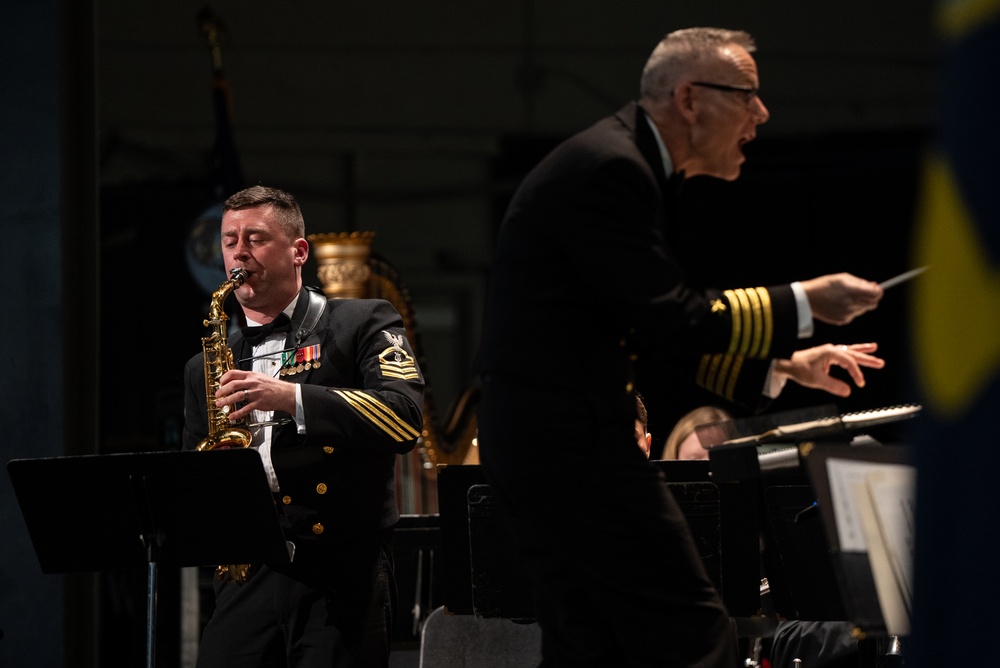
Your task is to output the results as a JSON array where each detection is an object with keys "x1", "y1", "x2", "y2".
[
  {"x1": 333, "y1": 390, "x2": 421, "y2": 441},
  {"x1": 694, "y1": 353, "x2": 745, "y2": 401},
  {"x1": 696, "y1": 353, "x2": 725, "y2": 396},
  {"x1": 696, "y1": 354, "x2": 711, "y2": 387},
  {"x1": 724, "y1": 354, "x2": 745, "y2": 400},
  {"x1": 337, "y1": 392, "x2": 406, "y2": 442},
  {"x1": 754, "y1": 287, "x2": 774, "y2": 357},
  {"x1": 347, "y1": 391, "x2": 422, "y2": 438},
  {"x1": 745, "y1": 288, "x2": 764, "y2": 357},
  {"x1": 724, "y1": 287, "x2": 775, "y2": 358},
  {"x1": 704, "y1": 353, "x2": 724, "y2": 392},
  {"x1": 734, "y1": 289, "x2": 753, "y2": 354},
  {"x1": 723, "y1": 290, "x2": 743, "y2": 354},
  {"x1": 713, "y1": 354, "x2": 736, "y2": 397}
]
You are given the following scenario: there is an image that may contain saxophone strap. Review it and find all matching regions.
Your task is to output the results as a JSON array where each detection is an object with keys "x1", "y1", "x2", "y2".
[
  {"x1": 293, "y1": 286, "x2": 328, "y2": 346},
  {"x1": 235, "y1": 288, "x2": 327, "y2": 371}
]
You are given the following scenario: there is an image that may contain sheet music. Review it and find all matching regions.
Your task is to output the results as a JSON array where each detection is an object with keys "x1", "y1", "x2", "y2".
[
  {"x1": 858, "y1": 466, "x2": 916, "y2": 635},
  {"x1": 827, "y1": 458, "x2": 875, "y2": 552},
  {"x1": 827, "y1": 457, "x2": 916, "y2": 635}
]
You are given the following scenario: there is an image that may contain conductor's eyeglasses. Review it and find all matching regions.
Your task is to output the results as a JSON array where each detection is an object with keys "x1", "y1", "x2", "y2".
[{"x1": 690, "y1": 81, "x2": 760, "y2": 106}]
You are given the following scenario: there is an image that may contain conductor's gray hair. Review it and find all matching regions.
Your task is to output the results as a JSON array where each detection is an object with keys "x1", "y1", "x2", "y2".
[{"x1": 639, "y1": 28, "x2": 757, "y2": 102}]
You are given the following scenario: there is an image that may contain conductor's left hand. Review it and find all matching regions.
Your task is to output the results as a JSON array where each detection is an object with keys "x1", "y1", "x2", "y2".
[{"x1": 773, "y1": 342, "x2": 885, "y2": 398}]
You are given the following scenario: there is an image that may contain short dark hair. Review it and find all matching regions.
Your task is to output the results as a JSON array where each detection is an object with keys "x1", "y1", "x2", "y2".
[
  {"x1": 635, "y1": 393, "x2": 648, "y2": 429},
  {"x1": 223, "y1": 185, "x2": 305, "y2": 239}
]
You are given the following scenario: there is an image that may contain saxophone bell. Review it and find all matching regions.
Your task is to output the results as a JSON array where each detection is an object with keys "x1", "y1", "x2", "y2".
[{"x1": 195, "y1": 427, "x2": 253, "y2": 452}]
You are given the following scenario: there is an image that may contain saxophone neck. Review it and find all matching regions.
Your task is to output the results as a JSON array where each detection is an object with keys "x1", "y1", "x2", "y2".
[{"x1": 207, "y1": 268, "x2": 248, "y2": 324}]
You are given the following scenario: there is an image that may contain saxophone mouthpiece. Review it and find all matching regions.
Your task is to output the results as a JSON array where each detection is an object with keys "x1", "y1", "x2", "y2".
[{"x1": 230, "y1": 267, "x2": 248, "y2": 285}]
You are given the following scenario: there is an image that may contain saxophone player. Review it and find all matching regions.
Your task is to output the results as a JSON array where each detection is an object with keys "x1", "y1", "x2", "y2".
[{"x1": 182, "y1": 185, "x2": 424, "y2": 668}]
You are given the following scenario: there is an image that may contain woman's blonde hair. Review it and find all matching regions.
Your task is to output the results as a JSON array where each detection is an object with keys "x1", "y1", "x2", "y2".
[{"x1": 661, "y1": 405, "x2": 733, "y2": 460}]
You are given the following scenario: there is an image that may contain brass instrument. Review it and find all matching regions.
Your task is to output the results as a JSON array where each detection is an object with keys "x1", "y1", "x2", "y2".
[
  {"x1": 197, "y1": 267, "x2": 254, "y2": 584},
  {"x1": 197, "y1": 267, "x2": 253, "y2": 452}
]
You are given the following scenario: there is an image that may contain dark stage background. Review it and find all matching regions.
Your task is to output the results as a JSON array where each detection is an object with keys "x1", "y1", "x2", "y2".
[{"x1": 2, "y1": 1, "x2": 940, "y2": 666}]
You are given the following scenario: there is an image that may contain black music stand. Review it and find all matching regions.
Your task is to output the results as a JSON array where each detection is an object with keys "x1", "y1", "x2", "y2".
[
  {"x1": 438, "y1": 463, "x2": 757, "y2": 620},
  {"x1": 800, "y1": 443, "x2": 914, "y2": 635},
  {"x1": 7, "y1": 449, "x2": 290, "y2": 668}
]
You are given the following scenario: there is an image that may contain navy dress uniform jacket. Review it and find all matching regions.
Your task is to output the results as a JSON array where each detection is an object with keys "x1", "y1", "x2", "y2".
[
  {"x1": 182, "y1": 288, "x2": 424, "y2": 547},
  {"x1": 477, "y1": 101, "x2": 802, "y2": 421}
]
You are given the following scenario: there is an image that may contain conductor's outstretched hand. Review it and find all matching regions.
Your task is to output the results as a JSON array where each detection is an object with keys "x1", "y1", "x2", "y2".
[{"x1": 773, "y1": 342, "x2": 886, "y2": 398}]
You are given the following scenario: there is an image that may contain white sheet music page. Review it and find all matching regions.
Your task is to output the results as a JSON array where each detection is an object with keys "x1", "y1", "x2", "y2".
[
  {"x1": 859, "y1": 466, "x2": 916, "y2": 635},
  {"x1": 826, "y1": 458, "x2": 877, "y2": 552},
  {"x1": 827, "y1": 457, "x2": 916, "y2": 635}
]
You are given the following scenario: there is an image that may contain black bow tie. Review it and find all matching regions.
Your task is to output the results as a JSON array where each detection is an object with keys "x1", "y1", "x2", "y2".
[{"x1": 242, "y1": 313, "x2": 292, "y2": 346}]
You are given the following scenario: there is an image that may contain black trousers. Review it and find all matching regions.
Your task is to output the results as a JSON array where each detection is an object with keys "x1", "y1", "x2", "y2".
[
  {"x1": 478, "y1": 378, "x2": 739, "y2": 668},
  {"x1": 196, "y1": 529, "x2": 396, "y2": 668}
]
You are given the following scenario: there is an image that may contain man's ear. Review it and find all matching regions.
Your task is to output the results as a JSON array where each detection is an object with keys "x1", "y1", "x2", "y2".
[
  {"x1": 292, "y1": 238, "x2": 309, "y2": 266},
  {"x1": 673, "y1": 83, "x2": 698, "y2": 123}
]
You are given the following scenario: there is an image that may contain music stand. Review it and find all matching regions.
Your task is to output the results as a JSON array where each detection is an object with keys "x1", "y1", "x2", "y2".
[
  {"x1": 7, "y1": 449, "x2": 290, "y2": 668},
  {"x1": 438, "y1": 463, "x2": 753, "y2": 619},
  {"x1": 801, "y1": 443, "x2": 914, "y2": 635}
]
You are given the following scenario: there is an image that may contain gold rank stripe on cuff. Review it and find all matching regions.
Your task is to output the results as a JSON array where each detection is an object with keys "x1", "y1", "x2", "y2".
[
  {"x1": 695, "y1": 353, "x2": 746, "y2": 400},
  {"x1": 722, "y1": 287, "x2": 774, "y2": 358},
  {"x1": 333, "y1": 390, "x2": 421, "y2": 442}
]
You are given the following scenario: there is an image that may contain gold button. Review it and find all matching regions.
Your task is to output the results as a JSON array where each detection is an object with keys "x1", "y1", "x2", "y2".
[
  {"x1": 323, "y1": 446, "x2": 335, "y2": 454},
  {"x1": 282, "y1": 495, "x2": 292, "y2": 505},
  {"x1": 312, "y1": 523, "x2": 324, "y2": 535},
  {"x1": 316, "y1": 483, "x2": 327, "y2": 495}
]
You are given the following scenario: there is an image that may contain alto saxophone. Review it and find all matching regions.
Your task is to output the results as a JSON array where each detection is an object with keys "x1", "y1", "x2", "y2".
[
  {"x1": 197, "y1": 267, "x2": 253, "y2": 452},
  {"x1": 197, "y1": 267, "x2": 255, "y2": 584}
]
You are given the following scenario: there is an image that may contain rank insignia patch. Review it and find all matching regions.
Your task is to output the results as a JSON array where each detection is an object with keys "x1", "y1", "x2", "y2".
[{"x1": 378, "y1": 330, "x2": 419, "y2": 380}]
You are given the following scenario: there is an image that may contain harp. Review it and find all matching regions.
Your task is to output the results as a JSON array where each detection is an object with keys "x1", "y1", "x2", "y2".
[{"x1": 310, "y1": 232, "x2": 478, "y2": 514}]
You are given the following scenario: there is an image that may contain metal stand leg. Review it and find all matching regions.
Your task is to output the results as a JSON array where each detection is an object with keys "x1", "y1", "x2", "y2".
[
  {"x1": 884, "y1": 635, "x2": 904, "y2": 667},
  {"x1": 146, "y1": 560, "x2": 158, "y2": 668}
]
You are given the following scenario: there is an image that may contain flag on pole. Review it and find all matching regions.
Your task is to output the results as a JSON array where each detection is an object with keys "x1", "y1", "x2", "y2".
[
  {"x1": 187, "y1": 6, "x2": 246, "y2": 295},
  {"x1": 909, "y1": 3, "x2": 1000, "y2": 665}
]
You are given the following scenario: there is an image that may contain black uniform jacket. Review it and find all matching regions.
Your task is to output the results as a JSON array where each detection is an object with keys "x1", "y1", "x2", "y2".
[
  {"x1": 476, "y1": 101, "x2": 802, "y2": 422},
  {"x1": 183, "y1": 288, "x2": 424, "y2": 547}
]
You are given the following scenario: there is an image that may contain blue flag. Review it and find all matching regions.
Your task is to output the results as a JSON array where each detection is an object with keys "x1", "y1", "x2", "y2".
[{"x1": 909, "y1": 3, "x2": 1000, "y2": 664}]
